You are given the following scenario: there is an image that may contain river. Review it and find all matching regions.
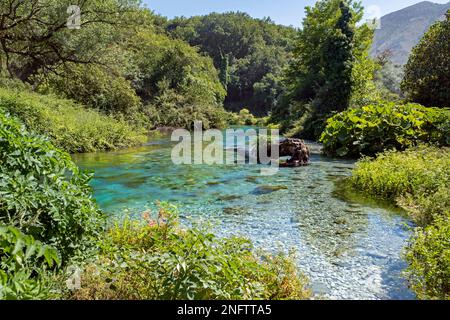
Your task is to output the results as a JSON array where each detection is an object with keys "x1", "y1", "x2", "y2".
[{"x1": 72, "y1": 131, "x2": 416, "y2": 300}]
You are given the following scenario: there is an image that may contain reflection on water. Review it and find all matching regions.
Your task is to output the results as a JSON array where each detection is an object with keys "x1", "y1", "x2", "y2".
[{"x1": 72, "y1": 136, "x2": 416, "y2": 300}]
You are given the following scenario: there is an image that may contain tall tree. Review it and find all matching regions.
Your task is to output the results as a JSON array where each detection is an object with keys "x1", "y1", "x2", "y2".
[
  {"x1": 401, "y1": 11, "x2": 449, "y2": 108},
  {"x1": 0, "y1": 0, "x2": 140, "y2": 82},
  {"x1": 275, "y1": 0, "x2": 375, "y2": 139},
  {"x1": 317, "y1": 0, "x2": 355, "y2": 113},
  {"x1": 166, "y1": 12, "x2": 296, "y2": 116}
]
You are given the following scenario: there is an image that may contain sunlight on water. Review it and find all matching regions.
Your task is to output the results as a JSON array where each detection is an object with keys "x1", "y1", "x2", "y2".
[{"x1": 72, "y1": 134, "x2": 416, "y2": 300}]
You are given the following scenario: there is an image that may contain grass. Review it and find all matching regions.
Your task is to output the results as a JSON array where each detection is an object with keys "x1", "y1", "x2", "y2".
[
  {"x1": 65, "y1": 203, "x2": 311, "y2": 300},
  {"x1": 0, "y1": 87, "x2": 147, "y2": 153},
  {"x1": 351, "y1": 146, "x2": 449, "y2": 226},
  {"x1": 350, "y1": 146, "x2": 450, "y2": 299}
]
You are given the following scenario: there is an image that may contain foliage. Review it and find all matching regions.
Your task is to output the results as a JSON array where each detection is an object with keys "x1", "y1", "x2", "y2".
[
  {"x1": 70, "y1": 204, "x2": 311, "y2": 300},
  {"x1": 373, "y1": 50, "x2": 404, "y2": 101},
  {"x1": 39, "y1": 64, "x2": 141, "y2": 115},
  {"x1": 143, "y1": 85, "x2": 229, "y2": 130},
  {"x1": 405, "y1": 217, "x2": 450, "y2": 300},
  {"x1": 350, "y1": 146, "x2": 450, "y2": 299},
  {"x1": 166, "y1": 12, "x2": 296, "y2": 115},
  {"x1": 0, "y1": 225, "x2": 60, "y2": 300},
  {"x1": 0, "y1": 0, "x2": 141, "y2": 82},
  {"x1": 274, "y1": 0, "x2": 377, "y2": 140},
  {"x1": 0, "y1": 113, "x2": 105, "y2": 262},
  {"x1": 0, "y1": 87, "x2": 147, "y2": 153},
  {"x1": 1, "y1": 3, "x2": 230, "y2": 132},
  {"x1": 350, "y1": 146, "x2": 449, "y2": 223},
  {"x1": 127, "y1": 30, "x2": 226, "y2": 108},
  {"x1": 320, "y1": 102, "x2": 450, "y2": 157},
  {"x1": 401, "y1": 11, "x2": 450, "y2": 108}
]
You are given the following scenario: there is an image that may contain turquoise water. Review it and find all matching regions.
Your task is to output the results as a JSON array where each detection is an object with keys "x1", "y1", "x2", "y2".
[{"x1": 72, "y1": 134, "x2": 416, "y2": 300}]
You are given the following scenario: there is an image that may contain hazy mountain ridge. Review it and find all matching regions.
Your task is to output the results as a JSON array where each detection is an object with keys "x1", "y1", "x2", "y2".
[{"x1": 371, "y1": 1, "x2": 450, "y2": 65}]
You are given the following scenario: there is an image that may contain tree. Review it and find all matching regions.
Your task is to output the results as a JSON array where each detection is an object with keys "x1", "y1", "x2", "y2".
[
  {"x1": 166, "y1": 12, "x2": 296, "y2": 116},
  {"x1": 401, "y1": 11, "x2": 450, "y2": 108},
  {"x1": 317, "y1": 0, "x2": 355, "y2": 114},
  {"x1": 0, "y1": 0, "x2": 140, "y2": 82},
  {"x1": 275, "y1": 0, "x2": 376, "y2": 139}
]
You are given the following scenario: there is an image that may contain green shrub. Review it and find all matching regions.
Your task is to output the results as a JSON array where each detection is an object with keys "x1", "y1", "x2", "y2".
[
  {"x1": 144, "y1": 88, "x2": 230, "y2": 130},
  {"x1": 0, "y1": 87, "x2": 147, "y2": 153},
  {"x1": 0, "y1": 113, "x2": 105, "y2": 262},
  {"x1": 351, "y1": 146, "x2": 449, "y2": 225},
  {"x1": 0, "y1": 225, "x2": 60, "y2": 300},
  {"x1": 70, "y1": 204, "x2": 311, "y2": 300},
  {"x1": 320, "y1": 102, "x2": 450, "y2": 157},
  {"x1": 350, "y1": 146, "x2": 450, "y2": 299},
  {"x1": 405, "y1": 217, "x2": 450, "y2": 300},
  {"x1": 40, "y1": 63, "x2": 141, "y2": 115}
]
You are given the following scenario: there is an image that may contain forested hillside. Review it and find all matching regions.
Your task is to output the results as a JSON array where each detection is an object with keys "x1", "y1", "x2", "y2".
[{"x1": 164, "y1": 12, "x2": 297, "y2": 116}]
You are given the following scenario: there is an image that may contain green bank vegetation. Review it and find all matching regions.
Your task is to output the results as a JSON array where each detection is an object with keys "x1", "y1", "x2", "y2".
[
  {"x1": 351, "y1": 147, "x2": 449, "y2": 299},
  {"x1": 0, "y1": 113, "x2": 310, "y2": 300},
  {"x1": 0, "y1": 0, "x2": 449, "y2": 300}
]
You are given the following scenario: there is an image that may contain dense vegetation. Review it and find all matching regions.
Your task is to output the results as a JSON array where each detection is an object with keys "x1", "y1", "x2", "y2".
[
  {"x1": 402, "y1": 11, "x2": 450, "y2": 108},
  {"x1": 272, "y1": 0, "x2": 377, "y2": 139},
  {"x1": 351, "y1": 147, "x2": 449, "y2": 299},
  {"x1": 165, "y1": 12, "x2": 296, "y2": 116},
  {"x1": 320, "y1": 102, "x2": 450, "y2": 157},
  {"x1": 0, "y1": 86, "x2": 147, "y2": 153},
  {"x1": 70, "y1": 205, "x2": 310, "y2": 300},
  {"x1": 0, "y1": 114, "x2": 309, "y2": 300},
  {"x1": 0, "y1": 113, "x2": 105, "y2": 261},
  {"x1": 0, "y1": 0, "x2": 231, "y2": 137}
]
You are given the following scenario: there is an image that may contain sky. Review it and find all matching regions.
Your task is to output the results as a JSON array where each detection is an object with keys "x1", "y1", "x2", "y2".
[{"x1": 142, "y1": 0, "x2": 449, "y2": 27}]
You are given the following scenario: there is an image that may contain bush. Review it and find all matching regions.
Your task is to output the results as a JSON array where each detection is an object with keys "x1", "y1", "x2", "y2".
[
  {"x1": 70, "y1": 204, "x2": 311, "y2": 300},
  {"x1": 0, "y1": 225, "x2": 60, "y2": 300},
  {"x1": 0, "y1": 113, "x2": 105, "y2": 262},
  {"x1": 405, "y1": 217, "x2": 450, "y2": 300},
  {"x1": 41, "y1": 64, "x2": 141, "y2": 115},
  {"x1": 350, "y1": 146, "x2": 450, "y2": 299},
  {"x1": 0, "y1": 87, "x2": 147, "y2": 153},
  {"x1": 144, "y1": 87, "x2": 229, "y2": 130},
  {"x1": 401, "y1": 12, "x2": 449, "y2": 108},
  {"x1": 351, "y1": 146, "x2": 449, "y2": 225},
  {"x1": 320, "y1": 102, "x2": 450, "y2": 157}
]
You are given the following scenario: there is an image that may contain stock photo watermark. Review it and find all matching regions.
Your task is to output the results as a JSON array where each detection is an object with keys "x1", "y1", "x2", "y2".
[
  {"x1": 171, "y1": 122, "x2": 281, "y2": 176},
  {"x1": 67, "y1": 5, "x2": 81, "y2": 29}
]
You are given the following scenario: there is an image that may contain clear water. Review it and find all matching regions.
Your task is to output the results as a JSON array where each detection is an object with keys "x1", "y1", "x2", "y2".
[{"x1": 72, "y1": 133, "x2": 416, "y2": 300}]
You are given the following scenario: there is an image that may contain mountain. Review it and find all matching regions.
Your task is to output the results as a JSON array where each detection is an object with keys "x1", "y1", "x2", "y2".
[{"x1": 371, "y1": 1, "x2": 450, "y2": 65}]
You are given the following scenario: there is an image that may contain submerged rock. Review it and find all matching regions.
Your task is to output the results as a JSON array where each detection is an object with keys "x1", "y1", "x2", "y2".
[
  {"x1": 217, "y1": 195, "x2": 243, "y2": 201},
  {"x1": 223, "y1": 206, "x2": 247, "y2": 215},
  {"x1": 251, "y1": 185, "x2": 288, "y2": 195}
]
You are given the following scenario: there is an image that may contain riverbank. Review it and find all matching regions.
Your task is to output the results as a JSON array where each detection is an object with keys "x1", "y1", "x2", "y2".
[{"x1": 73, "y1": 137, "x2": 416, "y2": 299}]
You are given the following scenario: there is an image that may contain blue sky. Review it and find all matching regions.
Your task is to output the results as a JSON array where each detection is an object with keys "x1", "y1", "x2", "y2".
[{"x1": 142, "y1": 0, "x2": 449, "y2": 27}]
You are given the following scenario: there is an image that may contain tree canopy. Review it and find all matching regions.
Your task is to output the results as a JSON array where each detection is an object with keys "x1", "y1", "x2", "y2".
[
  {"x1": 272, "y1": 0, "x2": 376, "y2": 139},
  {"x1": 165, "y1": 12, "x2": 297, "y2": 116},
  {"x1": 401, "y1": 11, "x2": 450, "y2": 108}
]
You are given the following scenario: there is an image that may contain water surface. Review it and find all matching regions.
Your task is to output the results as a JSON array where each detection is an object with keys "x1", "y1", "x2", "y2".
[{"x1": 73, "y1": 134, "x2": 416, "y2": 300}]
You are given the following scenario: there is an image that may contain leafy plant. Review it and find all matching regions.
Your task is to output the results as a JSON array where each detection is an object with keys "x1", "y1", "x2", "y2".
[
  {"x1": 405, "y1": 217, "x2": 450, "y2": 300},
  {"x1": 0, "y1": 225, "x2": 60, "y2": 300},
  {"x1": 0, "y1": 87, "x2": 147, "y2": 153},
  {"x1": 70, "y1": 204, "x2": 310, "y2": 300},
  {"x1": 0, "y1": 113, "x2": 105, "y2": 262},
  {"x1": 401, "y1": 11, "x2": 449, "y2": 108},
  {"x1": 320, "y1": 101, "x2": 450, "y2": 157},
  {"x1": 350, "y1": 146, "x2": 450, "y2": 299}
]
